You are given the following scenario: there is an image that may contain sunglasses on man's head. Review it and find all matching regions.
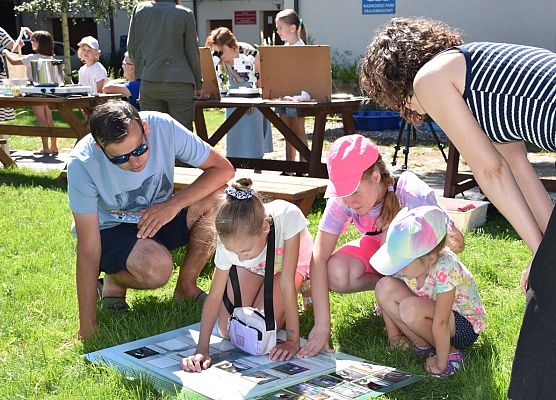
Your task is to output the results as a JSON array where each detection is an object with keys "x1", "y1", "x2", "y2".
[{"x1": 102, "y1": 134, "x2": 149, "y2": 164}]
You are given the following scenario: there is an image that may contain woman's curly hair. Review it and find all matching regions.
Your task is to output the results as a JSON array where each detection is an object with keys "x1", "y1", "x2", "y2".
[{"x1": 360, "y1": 17, "x2": 463, "y2": 124}]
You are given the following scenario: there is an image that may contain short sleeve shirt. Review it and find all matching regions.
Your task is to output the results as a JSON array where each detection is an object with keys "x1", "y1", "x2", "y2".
[
  {"x1": 67, "y1": 111, "x2": 211, "y2": 232},
  {"x1": 78, "y1": 61, "x2": 108, "y2": 89},
  {"x1": 215, "y1": 200, "x2": 313, "y2": 276},
  {"x1": 399, "y1": 250, "x2": 487, "y2": 334},
  {"x1": 318, "y1": 171, "x2": 444, "y2": 239}
]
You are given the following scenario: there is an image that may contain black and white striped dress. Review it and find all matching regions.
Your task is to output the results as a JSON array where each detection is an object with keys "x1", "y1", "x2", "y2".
[
  {"x1": 457, "y1": 42, "x2": 556, "y2": 151},
  {"x1": 0, "y1": 27, "x2": 16, "y2": 122}
]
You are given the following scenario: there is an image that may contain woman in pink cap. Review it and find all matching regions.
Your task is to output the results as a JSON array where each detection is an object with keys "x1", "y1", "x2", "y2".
[{"x1": 298, "y1": 134, "x2": 464, "y2": 357}]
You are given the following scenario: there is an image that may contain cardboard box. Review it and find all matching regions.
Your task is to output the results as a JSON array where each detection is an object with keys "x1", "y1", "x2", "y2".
[
  {"x1": 437, "y1": 197, "x2": 490, "y2": 232},
  {"x1": 259, "y1": 45, "x2": 332, "y2": 101}
]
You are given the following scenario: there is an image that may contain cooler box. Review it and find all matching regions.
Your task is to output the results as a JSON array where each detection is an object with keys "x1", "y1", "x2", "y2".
[
  {"x1": 437, "y1": 197, "x2": 489, "y2": 232},
  {"x1": 353, "y1": 111, "x2": 401, "y2": 131}
]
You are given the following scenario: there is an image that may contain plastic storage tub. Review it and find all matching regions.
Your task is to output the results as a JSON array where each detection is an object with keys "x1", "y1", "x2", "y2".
[
  {"x1": 353, "y1": 111, "x2": 401, "y2": 131},
  {"x1": 437, "y1": 197, "x2": 490, "y2": 232}
]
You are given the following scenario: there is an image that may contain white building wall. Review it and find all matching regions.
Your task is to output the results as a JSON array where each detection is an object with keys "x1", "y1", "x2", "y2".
[
  {"x1": 196, "y1": 0, "x2": 281, "y2": 45},
  {"x1": 22, "y1": 0, "x2": 556, "y2": 63},
  {"x1": 299, "y1": 0, "x2": 556, "y2": 60}
]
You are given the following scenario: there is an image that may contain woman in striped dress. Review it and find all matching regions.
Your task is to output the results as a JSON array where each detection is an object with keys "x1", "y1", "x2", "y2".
[
  {"x1": 360, "y1": 17, "x2": 555, "y2": 398},
  {"x1": 0, "y1": 27, "x2": 17, "y2": 123}
]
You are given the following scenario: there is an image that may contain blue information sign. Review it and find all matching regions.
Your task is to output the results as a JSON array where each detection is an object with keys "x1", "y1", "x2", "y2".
[{"x1": 362, "y1": 0, "x2": 396, "y2": 15}]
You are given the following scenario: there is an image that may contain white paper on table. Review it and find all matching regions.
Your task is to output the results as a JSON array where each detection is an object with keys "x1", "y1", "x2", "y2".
[{"x1": 147, "y1": 356, "x2": 181, "y2": 369}]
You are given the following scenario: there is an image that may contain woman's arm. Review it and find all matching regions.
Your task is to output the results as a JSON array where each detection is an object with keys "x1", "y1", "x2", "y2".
[
  {"x1": 269, "y1": 232, "x2": 301, "y2": 361},
  {"x1": 414, "y1": 55, "x2": 543, "y2": 253},
  {"x1": 297, "y1": 230, "x2": 339, "y2": 357},
  {"x1": 428, "y1": 289, "x2": 456, "y2": 373},
  {"x1": 446, "y1": 223, "x2": 464, "y2": 254},
  {"x1": 181, "y1": 267, "x2": 229, "y2": 372},
  {"x1": 1, "y1": 49, "x2": 24, "y2": 65}
]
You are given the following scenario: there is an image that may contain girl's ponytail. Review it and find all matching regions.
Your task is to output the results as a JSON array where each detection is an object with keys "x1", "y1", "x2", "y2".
[{"x1": 374, "y1": 156, "x2": 400, "y2": 229}]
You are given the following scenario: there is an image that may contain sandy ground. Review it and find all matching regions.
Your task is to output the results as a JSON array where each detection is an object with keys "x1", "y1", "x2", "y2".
[{"x1": 4, "y1": 118, "x2": 555, "y2": 200}]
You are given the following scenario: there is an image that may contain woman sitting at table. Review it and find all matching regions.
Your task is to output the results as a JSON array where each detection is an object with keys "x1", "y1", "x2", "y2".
[
  {"x1": 205, "y1": 27, "x2": 273, "y2": 159},
  {"x1": 2, "y1": 28, "x2": 57, "y2": 156}
]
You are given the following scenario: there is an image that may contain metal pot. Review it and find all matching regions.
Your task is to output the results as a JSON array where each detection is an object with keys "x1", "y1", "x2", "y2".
[{"x1": 30, "y1": 59, "x2": 65, "y2": 87}]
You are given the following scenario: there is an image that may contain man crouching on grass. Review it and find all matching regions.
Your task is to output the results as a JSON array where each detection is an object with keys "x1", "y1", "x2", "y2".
[{"x1": 67, "y1": 101, "x2": 234, "y2": 341}]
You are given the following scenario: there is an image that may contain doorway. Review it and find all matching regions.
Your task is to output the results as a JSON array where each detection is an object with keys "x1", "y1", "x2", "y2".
[{"x1": 262, "y1": 11, "x2": 282, "y2": 45}]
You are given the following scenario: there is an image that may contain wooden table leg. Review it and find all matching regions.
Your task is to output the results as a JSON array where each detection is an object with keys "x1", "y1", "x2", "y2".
[
  {"x1": 194, "y1": 106, "x2": 209, "y2": 141},
  {"x1": 56, "y1": 104, "x2": 88, "y2": 139},
  {"x1": 309, "y1": 110, "x2": 327, "y2": 178},
  {"x1": 0, "y1": 147, "x2": 16, "y2": 167},
  {"x1": 341, "y1": 105, "x2": 356, "y2": 135},
  {"x1": 208, "y1": 107, "x2": 249, "y2": 146},
  {"x1": 295, "y1": 196, "x2": 316, "y2": 216},
  {"x1": 259, "y1": 107, "x2": 311, "y2": 161},
  {"x1": 443, "y1": 144, "x2": 460, "y2": 198}
]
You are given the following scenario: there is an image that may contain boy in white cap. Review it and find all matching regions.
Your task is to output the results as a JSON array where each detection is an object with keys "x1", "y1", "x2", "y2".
[
  {"x1": 371, "y1": 206, "x2": 486, "y2": 378},
  {"x1": 77, "y1": 36, "x2": 107, "y2": 93}
]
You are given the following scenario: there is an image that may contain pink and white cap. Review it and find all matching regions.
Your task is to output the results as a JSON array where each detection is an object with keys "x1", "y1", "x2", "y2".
[{"x1": 370, "y1": 206, "x2": 449, "y2": 275}]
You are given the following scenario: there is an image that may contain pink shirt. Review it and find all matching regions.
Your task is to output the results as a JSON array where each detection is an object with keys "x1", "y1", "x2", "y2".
[{"x1": 319, "y1": 171, "x2": 445, "y2": 239}]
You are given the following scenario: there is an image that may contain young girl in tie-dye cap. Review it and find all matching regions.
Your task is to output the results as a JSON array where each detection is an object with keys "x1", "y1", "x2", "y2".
[{"x1": 371, "y1": 205, "x2": 486, "y2": 378}]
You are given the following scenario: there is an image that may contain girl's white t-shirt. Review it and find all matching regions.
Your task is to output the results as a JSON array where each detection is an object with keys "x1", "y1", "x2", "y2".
[
  {"x1": 78, "y1": 61, "x2": 107, "y2": 91},
  {"x1": 285, "y1": 39, "x2": 305, "y2": 46},
  {"x1": 214, "y1": 200, "x2": 313, "y2": 276}
]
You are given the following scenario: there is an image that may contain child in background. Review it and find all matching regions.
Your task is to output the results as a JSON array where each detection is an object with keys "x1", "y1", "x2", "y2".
[
  {"x1": 77, "y1": 36, "x2": 106, "y2": 94},
  {"x1": 1, "y1": 28, "x2": 56, "y2": 155},
  {"x1": 102, "y1": 51, "x2": 141, "y2": 110},
  {"x1": 297, "y1": 134, "x2": 464, "y2": 358},
  {"x1": 370, "y1": 206, "x2": 486, "y2": 377},
  {"x1": 181, "y1": 178, "x2": 313, "y2": 371},
  {"x1": 274, "y1": 9, "x2": 308, "y2": 164}
]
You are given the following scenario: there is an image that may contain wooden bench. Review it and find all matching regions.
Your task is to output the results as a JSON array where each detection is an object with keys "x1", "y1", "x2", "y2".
[
  {"x1": 174, "y1": 167, "x2": 328, "y2": 215},
  {"x1": 58, "y1": 167, "x2": 328, "y2": 215}
]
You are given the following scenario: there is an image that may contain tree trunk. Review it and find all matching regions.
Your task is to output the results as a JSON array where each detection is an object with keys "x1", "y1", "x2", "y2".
[{"x1": 61, "y1": 0, "x2": 73, "y2": 84}]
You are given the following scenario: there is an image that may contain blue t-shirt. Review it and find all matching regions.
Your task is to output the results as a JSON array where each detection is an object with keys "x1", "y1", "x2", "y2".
[
  {"x1": 126, "y1": 79, "x2": 141, "y2": 110},
  {"x1": 67, "y1": 111, "x2": 211, "y2": 231}
]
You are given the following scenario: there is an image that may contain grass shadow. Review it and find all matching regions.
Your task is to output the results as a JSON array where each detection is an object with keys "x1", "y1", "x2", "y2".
[
  {"x1": 0, "y1": 168, "x2": 67, "y2": 191},
  {"x1": 331, "y1": 295, "x2": 502, "y2": 399}
]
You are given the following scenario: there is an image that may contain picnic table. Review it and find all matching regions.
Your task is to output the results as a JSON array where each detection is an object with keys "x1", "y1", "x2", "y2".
[
  {"x1": 443, "y1": 144, "x2": 556, "y2": 197},
  {"x1": 0, "y1": 94, "x2": 122, "y2": 167},
  {"x1": 194, "y1": 96, "x2": 363, "y2": 178}
]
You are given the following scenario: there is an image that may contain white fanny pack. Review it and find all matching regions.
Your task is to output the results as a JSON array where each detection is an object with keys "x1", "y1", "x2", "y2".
[{"x1": 224, "y1": 219, "x2": 276, "y2": 356}]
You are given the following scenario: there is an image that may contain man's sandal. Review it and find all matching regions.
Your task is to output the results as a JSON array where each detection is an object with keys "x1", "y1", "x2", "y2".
[
  {"x1": 101, "y1": 296, "x2": 130, "y2": 313},
  {"x1": 194, "y1": 290, "x2": 208, "y2": 304}
]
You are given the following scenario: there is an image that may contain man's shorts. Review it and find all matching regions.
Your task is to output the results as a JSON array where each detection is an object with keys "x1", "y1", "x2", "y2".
[
  {"x1": 333, "y1": 234, "x2": 382, "y2": 274},
  {"x1": 99, "y1": 208, "x2": 190, "y2": 274}
]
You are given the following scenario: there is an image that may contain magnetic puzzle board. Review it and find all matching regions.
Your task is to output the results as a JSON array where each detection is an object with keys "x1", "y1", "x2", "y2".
[
  {"x1": 199, "y1": 47, "x2": 221, "y2": 100},
  {"x1": 259, "y1": 45, "x2": 332, "y2": 102},
  {"x1": 84, "y1": 322, "x2": 422, "y2": 399}
]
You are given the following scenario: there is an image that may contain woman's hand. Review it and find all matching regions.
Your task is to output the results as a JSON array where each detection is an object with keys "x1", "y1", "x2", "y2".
[
  {"x1": 297, "y1": 323, "x2": 334, "y2": 358},
  {"x1": 180, "y1": 353, "x2": 212, "y2": 372},
  {"x1": 269, "y1": 339, "x2": 300, "y2": 361}
]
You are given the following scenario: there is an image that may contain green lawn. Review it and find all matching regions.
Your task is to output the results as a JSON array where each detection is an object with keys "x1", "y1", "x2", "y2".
[
  {"x1": 0, "y1": 167, "x2": 529, "y2": 399},
  {"x1": 5, "y1": 108, "x2": 228, "y2": 153}
]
